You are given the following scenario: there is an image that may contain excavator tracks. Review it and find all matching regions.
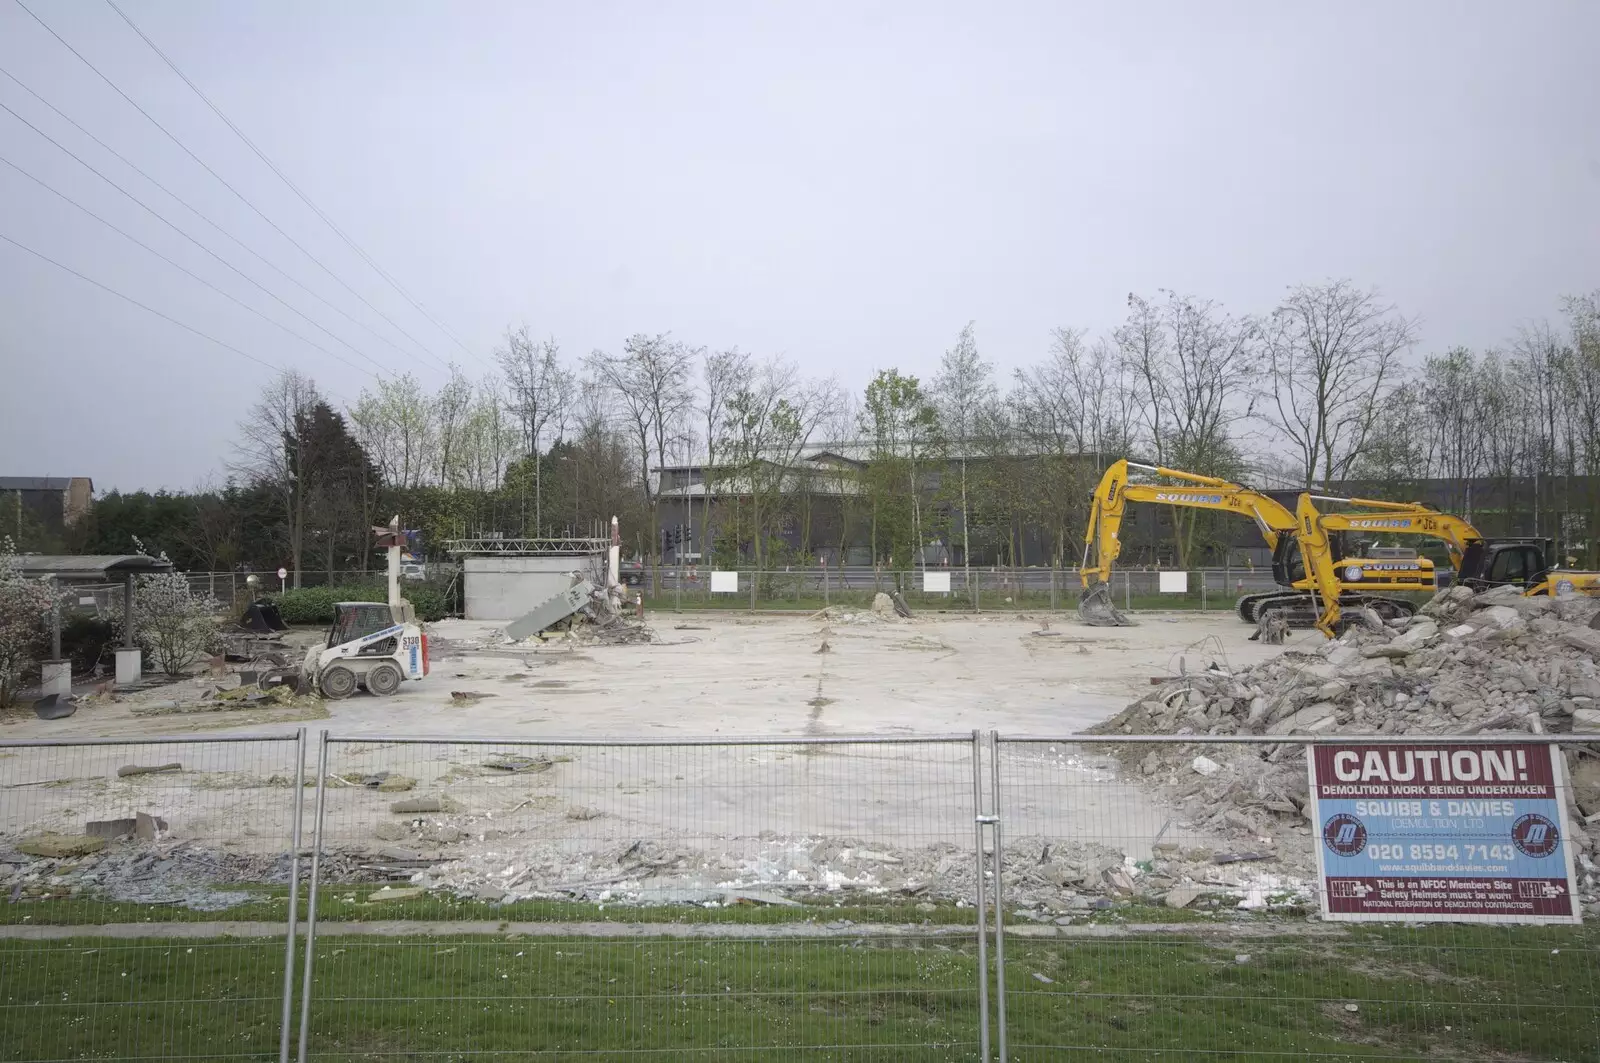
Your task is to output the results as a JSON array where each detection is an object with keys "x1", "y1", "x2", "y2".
[{"x1": 1251, "y1": 592, "x2": 1417, "y2": 629}]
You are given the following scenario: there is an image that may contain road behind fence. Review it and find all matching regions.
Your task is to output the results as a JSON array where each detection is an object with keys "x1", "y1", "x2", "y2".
[{"x1": 1, "y1": 731, "x2": 1597, "y2": 1061}]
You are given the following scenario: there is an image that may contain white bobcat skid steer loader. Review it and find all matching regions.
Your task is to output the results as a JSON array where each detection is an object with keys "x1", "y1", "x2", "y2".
[
  {"x1": 298, "y1": 515, "x2": 430, "y2": 699},
  {"x1": 301, "y1": 600, "x2": 428, "y2": 698}
]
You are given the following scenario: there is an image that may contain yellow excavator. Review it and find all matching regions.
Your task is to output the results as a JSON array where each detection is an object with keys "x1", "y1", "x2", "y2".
[
  {"x1": 1078, "y1": 460, "x2": 1435, "y2": 628},
  {"x1": 1296, "y1": 494, "x2": 1600, "y2": 636}
]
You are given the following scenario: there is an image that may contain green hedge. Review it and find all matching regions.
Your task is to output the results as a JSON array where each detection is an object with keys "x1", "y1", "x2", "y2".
[{"x1": 268, "y1": 584, "x2": 448, "y2": 625}]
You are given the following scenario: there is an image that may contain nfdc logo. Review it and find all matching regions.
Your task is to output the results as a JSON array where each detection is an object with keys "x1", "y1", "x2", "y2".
[
  {"x1": 1512, "y1": 813, "x2": 1559, "y2": 858},
  {"x1": 1323, "y1": 814, "x2": 1367, "y2": 857}
]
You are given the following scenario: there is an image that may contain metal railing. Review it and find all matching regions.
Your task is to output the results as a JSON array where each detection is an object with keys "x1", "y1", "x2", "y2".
[{"x1": 2, "y1": 730, "x2": 1595, "y2": 1061}]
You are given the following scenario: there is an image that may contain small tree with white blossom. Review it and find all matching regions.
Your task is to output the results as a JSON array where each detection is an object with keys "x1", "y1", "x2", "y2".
[
  {"x1": 0, "y1": 540, "x2": 56, "y2": 707},
  {"x1": 128, "y1": 570, "x2": 223, "y2": 677}
]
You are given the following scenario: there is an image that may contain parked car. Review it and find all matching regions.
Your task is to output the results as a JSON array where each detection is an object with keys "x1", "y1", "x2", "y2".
[{"x1": 400, "y1": 562, "x2": 427, "y2": 581}]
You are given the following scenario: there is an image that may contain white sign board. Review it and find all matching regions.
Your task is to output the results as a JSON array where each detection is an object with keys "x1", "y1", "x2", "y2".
[
  {"x1": 710, "y1": 571, "x2": 739, "y2": 594},
  {"x1": 1307, "y1": 741, "x2": 1578, "y2": 924},
  {"x1": 923, "y1": 571, "x2": 951, "y2": 593},
  {"x1": 277, "y1": 567, "x2": 288, "y2": 580},
  {"x1": 1158, "y1": 571, "x2": 1188, "y2": 594}
]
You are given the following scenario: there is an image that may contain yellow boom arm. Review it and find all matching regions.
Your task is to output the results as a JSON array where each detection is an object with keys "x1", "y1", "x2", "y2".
[
  {"x1": 1080, "y1": 460, "x2": 1298, "y2": 587},
  {"x1": 1306, "y1": 495, "x2": 1482, "y2": 570},
  {"x1": 1295, "y1": 493, "x2": 1350, "y2": 638}
]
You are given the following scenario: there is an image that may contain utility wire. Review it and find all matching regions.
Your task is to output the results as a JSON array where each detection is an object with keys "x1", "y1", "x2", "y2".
[
  {"x1": 12, "y1": 0, "x2": 455, "y2": 373},
  {"x1": 0, "y1": 98, "x2": 388, "y2": 375},
  {"x1": 0, "y1": 229, "x2": 281, "y2": 375},
  {"x1": 0, "y1": 151, "x2": 380, "y2": 381},
  {"x1": 105, "y1": 0, "x2": 481, "y2": 364},
  {"x1": 0, "y1": 62, "x2": 453, "y2": 377}
]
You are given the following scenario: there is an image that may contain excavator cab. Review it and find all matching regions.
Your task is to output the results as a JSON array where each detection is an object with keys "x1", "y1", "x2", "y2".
[{"x1": 1456, "y1": 539, "x2": 1552, "y2": 591}]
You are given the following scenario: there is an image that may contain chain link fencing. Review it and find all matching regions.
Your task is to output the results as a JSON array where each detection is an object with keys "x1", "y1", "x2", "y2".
[
  {"x1": 0, "y1": 733, "x2": 307, "y2": 1063},
  {"x1": 294, "y1": 734, "x2": 990, "y2": 1060},
  {"x1": 639, "y1": 567, "x2": 1286, "y2": 614},
  {"x1": 2, "y1": 730, "x2": 1597, "y2": 1061},
  {"x1": 991, "y1": 733, "x2": 1600, "y2": 1062}
]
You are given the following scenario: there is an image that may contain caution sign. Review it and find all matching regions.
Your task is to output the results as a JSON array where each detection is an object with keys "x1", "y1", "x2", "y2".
[{"x1": 1307, "y1": 742, "x2": 1579, "y2": 924}]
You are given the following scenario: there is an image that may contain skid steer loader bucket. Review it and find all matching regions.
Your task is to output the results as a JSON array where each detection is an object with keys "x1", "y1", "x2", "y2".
[{"x1": 1078, "y1": 582, "x2": 1132, "y2": 627}]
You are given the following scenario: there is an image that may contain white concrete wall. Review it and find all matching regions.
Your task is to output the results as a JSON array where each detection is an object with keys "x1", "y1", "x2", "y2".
[{"x1": 464, "y1": 555, "x2": 604, "y2": 620}]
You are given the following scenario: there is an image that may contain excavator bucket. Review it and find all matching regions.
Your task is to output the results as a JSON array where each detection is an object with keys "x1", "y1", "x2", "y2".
[{"x1": 1077, "y1": 582, "x2": 1132, "y2": 627}]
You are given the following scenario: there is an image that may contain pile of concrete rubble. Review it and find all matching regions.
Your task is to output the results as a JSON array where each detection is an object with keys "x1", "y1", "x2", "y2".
[{"x1": 1093, "y1": 585, "x2": 1600, "y2": 864}]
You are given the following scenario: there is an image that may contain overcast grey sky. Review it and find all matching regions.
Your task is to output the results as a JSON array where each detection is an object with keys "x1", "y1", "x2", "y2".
[{"x1": 2, "y1": 1, "x2": 1596, "y2": 491}]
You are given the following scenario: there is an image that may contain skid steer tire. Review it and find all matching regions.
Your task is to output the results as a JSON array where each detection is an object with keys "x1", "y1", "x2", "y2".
[
  {"x1": 320, "y1": 664, "x2": 358, "y2": 700},
  {"x1": 366, "y1": 662, "x2": 403, "y2": 697}
]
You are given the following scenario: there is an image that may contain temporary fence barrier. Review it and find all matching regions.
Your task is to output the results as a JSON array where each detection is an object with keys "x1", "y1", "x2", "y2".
[
  {"x1": 3, "y1": 729, "x2": 1596, "y2": 1061},
  {"x1": 0, "y1": 733, "x2": 307, "y2": 1063},
  {"x1": 294, "y1": 733, "x2": 990, "y2": 1061}
]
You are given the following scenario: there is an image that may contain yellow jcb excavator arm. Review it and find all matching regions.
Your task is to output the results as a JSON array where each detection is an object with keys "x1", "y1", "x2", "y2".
[
  {"x1": 1305, "y1": 494, "x2": 1482, "y2": 571},
  {"x1": 1298, "y1": 495, "x2": 1490, "y2": 636},
  {"x1": 1080, "y1": 459, "x2": 1297, "y2": 587}
]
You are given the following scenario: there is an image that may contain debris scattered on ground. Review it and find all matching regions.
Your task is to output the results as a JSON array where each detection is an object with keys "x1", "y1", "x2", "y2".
[
  {"x1": 390, "y1": 796, "x2": 457, "y2": 814},
  {"x1": 31, "y1": 693, "x2": 76, "y2": 720},
  {"x1": 1253, "y1": 613, "x2": 1289, "y2": 645},
  {"x1": 1091, "y1": 584, "x2": 1600, "y2": 871},
  {"x1": 450, "y1": 691, "x2": 493, "y2": 704},
  {"x1": 117, "y1": 763, "x2": 182, "y2": 778},
  {"x1": 482, "y1": 753, "x2": 553, "y2": 774}
]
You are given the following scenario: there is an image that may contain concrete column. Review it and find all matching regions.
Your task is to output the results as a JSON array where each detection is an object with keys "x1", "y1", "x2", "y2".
[
  {"x1": 41, "y1": 661, "x2": 71, "y2": 697},
  {"x1": 114, "y1": 648, "x2": 142, "y2": 686}
]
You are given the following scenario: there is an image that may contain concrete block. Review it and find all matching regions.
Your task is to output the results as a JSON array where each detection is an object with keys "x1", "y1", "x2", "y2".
[
  {"x1": 114, "y1": 648, "x2": 142, "y2": 686},
  {"x1": 40, "y1": 661, "x2": 71, "y2": 697}
]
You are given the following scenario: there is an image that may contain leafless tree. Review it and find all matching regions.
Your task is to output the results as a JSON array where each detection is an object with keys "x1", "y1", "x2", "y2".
[
  {"x1": 1117, "y1": 291, "x2": 1259, "y2": 567},
  {"x1": 1263, "y1": 280, "x2": 1417, "y2": 488},
  {"x1": 587, "y1": 334, "x2": 695, "y2": 588},
  {"x1": 233, "y1": 369, "x2": 323, "y2": 587},
  {"x1": 497, "y1": 327, "x2": 573, "y2": 533}
]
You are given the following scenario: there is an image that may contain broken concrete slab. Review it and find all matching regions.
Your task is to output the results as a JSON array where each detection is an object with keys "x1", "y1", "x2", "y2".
[
  {"x1": 366, "y1": 887, "x2": 427, "y2": 903},
  {"x1": 135, "y1": 812, "x2": 166, "y2": 841},
  {"x1": 390, "y1": 797, "x2": 446, "y2": 814},
  {"x1": 1267, "y1": 701, "x2": 1337, "y2": 735},
  {"x1": 18, "y1": 834, "x2": 106, "y2": 858},
  {"x1": 1164, "y1": 884, "x2": 1204, "y2": 909},
  {"x1": 85, "y1": 818, "x2": 137, "y2": 840}
]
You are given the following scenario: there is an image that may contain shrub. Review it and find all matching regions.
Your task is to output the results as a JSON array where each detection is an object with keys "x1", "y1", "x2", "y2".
[
  {"x1": 0, "y1": 542, "x2": 56, "y2": 707},
  {"x1": 270, "y1": 584, "x2": 447, "y2": 625}
]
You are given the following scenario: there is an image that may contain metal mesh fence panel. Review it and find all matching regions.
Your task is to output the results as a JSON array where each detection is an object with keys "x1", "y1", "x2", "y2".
[
  {"x1": 638, "y1": 568, "x2": 1287, "y2": 615},
  {"x1": 0, "y1": 733, "x2": 306, "y2": 1063},
  {"x1": 993, "y1": 733, "x2": 1600, "y2": 1061},
  {"x1": 299, "y1": 734, "x2": 988, "y2": 1060}
]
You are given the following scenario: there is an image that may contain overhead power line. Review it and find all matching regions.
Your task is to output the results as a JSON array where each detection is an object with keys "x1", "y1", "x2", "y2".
[
  {"x1": 105, "y1": 0, "x2": 481, "y2": 365},
  {"x1": 0, "y1": 150, "x2": 380, "y2": 381},
  {"x1": 0, "y1": 97, "x2": 388, "y2": 376},
  {"x1": 0, "y1": 63, "x2": 454, "y2": 376},
  {"x1": 11, "y1": 0, "x2": 456, "y2": 373},
  {"x1": 0, "y1": 228, "x2": 280, "y2": 376}
]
